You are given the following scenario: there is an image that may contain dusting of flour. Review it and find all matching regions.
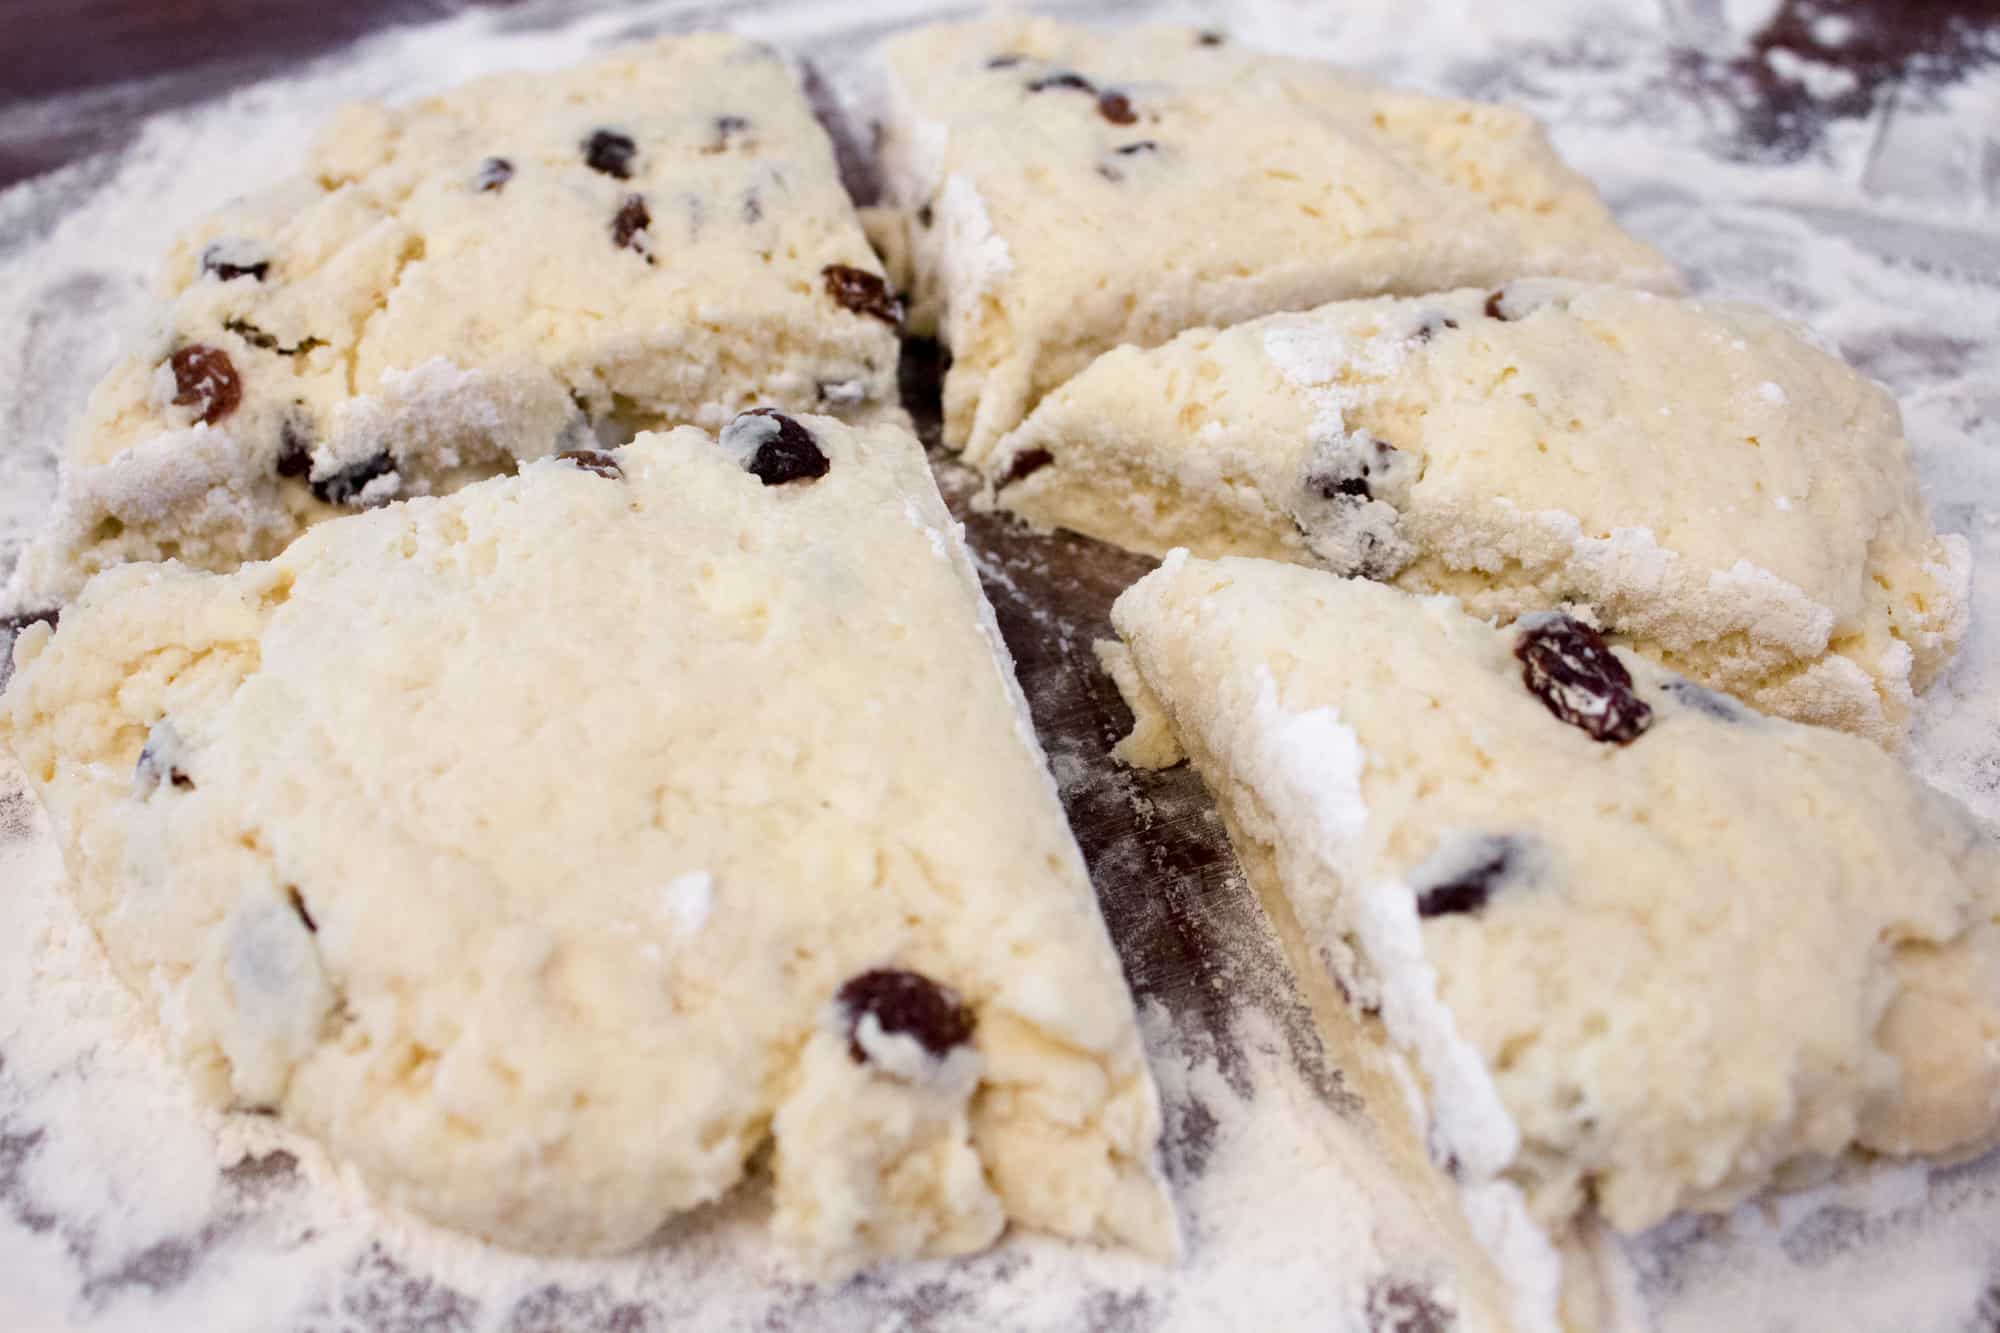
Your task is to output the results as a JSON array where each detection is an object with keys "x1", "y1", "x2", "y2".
[{"x1": 2, "y1": 1, "x2": 1999, "y2": 1330}]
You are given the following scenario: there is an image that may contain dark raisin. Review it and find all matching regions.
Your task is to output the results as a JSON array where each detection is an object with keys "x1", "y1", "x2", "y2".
[
  {"x1": 727, "y1": 408, "x2": 829, "y2": 486},
  {"x1": 169, "y1": 345, "x2": 242, "y2": 425},
  {"x1": 1515, "y1": 614, "x2": 1654, "y2": 744},
  {"x1": 837, "y1": 968, "x2": 975, "y2": 1065},
  {"x1": 1305, "y1": 436, "x2": 1404, "y2": 502},
  {"x1": 1365, "y1": 1280, "x2": 1453, "y2": 1333},
  {"x1": 915, "y1": 203, "x2": 934, "y2": 228},
  {"x1": 135, "y1": 727, "x2": 193, "y2": 793},
  {"x1": 1662, "y1": 677, "x2": 1744, "y2": 722},
  {"x1": 985, "y1": 53, "x2": 1027, "y2": 69},
  {"x1": 311, "y1": 452, "x2": 397, "y2": 506},
  {"x1": 474, "y1": 157, "x2": 514, "y2": 192},
  {"x1": 706, "y1": 115, "x2": 751, "y2": 153},
  {"x1": 1097, "y1": 90, "x2": 1138, "y2": 125},
  {"x1": 275, "y1": 414, "x2": 314, "y2": 478},
  {"x1": 1115, "y1": 140, "x2": 1160, "y2": 155},
  {"x1": 1412, "y1": 314, "x2": 1459, "y2": 343},
  {"x1": 742, "y1": 189, "x2": 762, "y2": 223},
  {"x1": 583, "y1": 129, "x2": 637, "y2": 179},
  {"x1": 998, "y1": 448, "x2": 1054, "y2": 488},
  {"x1": 1095, "y1": 164, "x2": 1123, "y2": 183},
  {"x1": 1026, "y1": 71, "x2": 1095, "y2": 94},
  {"x1": 200, "y1": 243, "x2": 268, "y2": 283},
  {"x1": 1484, "y1": 289, "x2": 1510, "y2": 320},
  {"x1": 555, "y1": 449, "x2": 622, "y2": 479},
  {"x1": 286, "y1": 886, "x2": 318, "y2": 933},
  {"x1": 224, "y1": 319, "x2": 322, "y2": 357},
  {"x1": 1415, "y1": 836, "x2": 1514, "y2": 918},
  {"x1": 822, "y1": 263, "x2": 902, "y2": 327},
  {"x1": 611, "y1": 194, "x2": 652, "y2": 256},
  {"x1": 1196, "y1": 29, "x2": 1226, "y2": 47}
]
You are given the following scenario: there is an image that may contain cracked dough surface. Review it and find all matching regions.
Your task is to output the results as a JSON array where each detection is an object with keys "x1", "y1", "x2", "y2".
[
  {"x1": 1106, "y1": 554, "x2": 2000, "y2": 1283},
  {"x1": 0, "y1": 416, "x2": 1172, "y2": 1264},
  {"x1": 999, "y1": 282, "x2": 1968, "y2": 742},
  {"x1": 874, "y1": 16, "x2": 1679, "y2": 463},
  {"x1": 6, "y1": 33, "x2": 900, "y2": 613}
]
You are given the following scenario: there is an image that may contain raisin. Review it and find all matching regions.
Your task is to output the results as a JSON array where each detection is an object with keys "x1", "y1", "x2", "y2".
[
  {"x1": 1415, "y1": 836, "x2": 1514, "y2": 918},
  {"x1": 1662, "y1": 677, "x2": 1744, "y2": 722},
  {"x1": 1196, "y1": 29, "x2": 1226, "y2": 47},
  {"x1": 725, "y1": 408, "x2": 829, "y2": 486},
  {"x1": 1305, "y1": 435, "x2": 1404, "y2": 503},
  {"x1": 286, "y1": 886, "x2": 318, "y2": 933},
  {"x1": 822, "y1": 263, "x2": 902, "y2": 327},
  {"x1": 275, "y1": 414, "x2": 314, "y2": 478},
  {"x1": 985, "y1": 53, "x2": 1027, "y2": 69},
  {"x1": 1412, "y1": 314, "x2": 1459, "y2": 343},
  {"x1": 200, "y1": 243, "x2": 268, "y2": 283},
  {"x1": 583, "y1": 129, "x2": 637, "y2": 179},
  {"x1": 134, "y1": 723, "x2": 194, "y2": 794},
  {"x1": 1097, "y1": 90, "x2": 1138, "y2": 125},
  {"x1": 168, "y1": 345, "x2": 242, "y2": 425},
  {"x1": 224, "y1": 319, "x2": 323, "y2": 357},
  {"x1": 1515, "y1": 614, "x2": 1654, "y2": 744},
  {"x1": 1026, "y1": 71, "x2": 1095, "y2": 94},
  {"x1": 474, "y1": 157, "x2": 514, "y2": 192},
  {"x1": 1484, "y1": 288, "x2": 1511, "y2": 321},
  {"x1": 555, "y1": 449, "x2": 622, "y2": 479},
  {"x1": 915, "y1": 203, "x2": 934, "y2": 228},
  {"x1": 611, "y1": 194, "x2": 652, "y2": 256},
  {"x1": 742, "y1": 189, "x2": 762, "y2": 223},
  {"x1": 1115, "y1": 140, "x2": 1160, "y2": 155},
  {"x1": 311, "y1": 452, "x2": 397, "y2": 506},
  {"x1": 1365, "y1": 1280, "x2": 1453, "y2": 1333},
  {"x1": 837, "y1": 968, "x2": 975, "y2": 1065},
  {"x1": 999, "y1": 448, "x2": 1055, "y2": 487},
  {"x1": 705, "y1": 115, "x2": 751, "y2": 153}
]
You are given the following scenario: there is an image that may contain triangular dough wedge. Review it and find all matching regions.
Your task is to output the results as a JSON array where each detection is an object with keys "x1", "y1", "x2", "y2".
[
  {"x1": 1105, "y1": 551, "x2": 2000, "y2": 1331},
  {"x1": 9, "y1": 35, "x2": 901, "y2": 613},
  {"x1": 1001, "y1": 282, "x2": 1968, "y2": 742},
  {"x1": 874, "y1": 17, "x2": 1679, "y2": 462},
  {"x1": 1, "y1": 414, "x2": 1174, "y2": 1266}
]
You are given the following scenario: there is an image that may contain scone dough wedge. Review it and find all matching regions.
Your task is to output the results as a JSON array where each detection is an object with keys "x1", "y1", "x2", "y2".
[
  {"x1": 1001, "y1": 282, "x2": 1969, "y2": 742},
  {"x1": 7, "y1": 35, "x2": 902, "y2": 613},
  {"x1": 874, "y1": 16, "x2": 1679, "y2": 461},
  {"x1": 1105, "y1": 552, "x2": 2000, "y2": 1332},
  {"x1": 0, "y1": 414, "x2": 1174, "y2": 1265}
]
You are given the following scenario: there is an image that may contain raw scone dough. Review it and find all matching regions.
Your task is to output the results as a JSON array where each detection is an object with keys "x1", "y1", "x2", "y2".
[
  {"x1": 0, "y1": 414, "x2": 1174, "y2": 1264},
  {"x1": 1000, "y1": 282, "x2": 1969, "y2": 742},
  {"x1": 873, "y1": 16, "x2": 1680, "y2": 462},
  {"x1": 6, "y1": 35, "x2": 902, "y2": 613},
  {"x1": 1106, "y1": 552, "x2": 2000, "y2": 1331}
]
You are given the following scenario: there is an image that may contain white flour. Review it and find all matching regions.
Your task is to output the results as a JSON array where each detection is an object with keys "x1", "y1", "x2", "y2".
[{"x1": 2, "y1": 2, "x2": 1998, "y2": 1330}]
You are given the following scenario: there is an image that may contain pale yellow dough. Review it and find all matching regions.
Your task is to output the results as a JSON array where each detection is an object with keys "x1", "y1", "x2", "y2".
[
  {"x1": 1, "y1": 415, "x2": 1173, "y2": 1265},
  {"x1": 1107, "y1": 553, "x2": 2000, "y2": 1330},
  {"x1": 8, "y1": 35, "x2": 900, "y2": 612},
  {"x1": 1001, "y1": 282, "x2": 1968, "y2": 742},
  {"x1": 874, "y1": 16, "x2": 1679, "y2": 462}
]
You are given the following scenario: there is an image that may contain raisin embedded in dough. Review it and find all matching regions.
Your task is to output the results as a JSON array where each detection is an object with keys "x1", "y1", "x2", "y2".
[
  {"x1": 837, "y1": 968, "x2": 977, "y2": 1066},
  {"x1": 474, "y1": 156, "x2": 514, "y2": 192},
  {"x1": 1413, "y1": 835, "x2": 1516, "y2": 918},
  {"x1": 1097, "y1": 91, "x2": 1138, "y2": 125},
  {"x1": 583, "y1": 128, "x2": 638, "y2": 178},
  {"x1": 1514, "y1": 614, "x2": 1653, "y2": 745},
  {"x1": 169, "y1": 345, "x2": 243, "y2": 425},
  {"x1": 610, "y1": 195, "x2": 652, "y2": 257},
  {"x1": 822, "y1": 264, "x2": 902, "y2": 327},
  {"x1": 1026, "y1": 71, "x2": 1095, "y2": 94},
  {"x1": 312, "y1": 452, "x2": 398, "y2": 507},
  {"x1": 556, "y1": 449, "x2": 623, "y2": 479},
  {"x1": 723, "y1": 408, "x2": 830, "y2": 486},
  {"x1": 200, "y1": 241, "x2": 270, "y2": 283}
]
